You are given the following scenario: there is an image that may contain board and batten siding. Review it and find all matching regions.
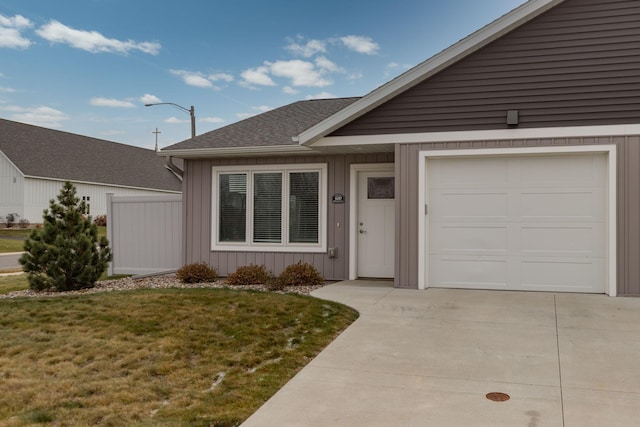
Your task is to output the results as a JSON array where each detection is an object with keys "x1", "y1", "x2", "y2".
[
  {"x1": 394, "y1": 136, "x2": 640, "y2": 296},
  {"x1": 332, "y1": 0, "x2": 640, "y2": 136},
  {"x1": 22, "y1": 178, "x2": 179, "y2": 223},
  {"x1": 183, "y1": 153, "x2": 394, "y2": 280},
  {"x1": 0, "y1": 150, "x2": 24, "y2": 218}
]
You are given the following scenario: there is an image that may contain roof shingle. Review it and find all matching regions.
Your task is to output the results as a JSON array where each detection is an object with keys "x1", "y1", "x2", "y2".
[
  {"x1": 164, "y1": 97, "x2": 360, "y2": 151},
  {"x1": 0, "y1": 118, "x2": 181, "y2": 191}
]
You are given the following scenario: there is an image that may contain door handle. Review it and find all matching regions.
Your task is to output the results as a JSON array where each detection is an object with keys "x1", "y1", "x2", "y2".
[{"x1": 359, "y1": 229, "x2": 366, "y2": 234}]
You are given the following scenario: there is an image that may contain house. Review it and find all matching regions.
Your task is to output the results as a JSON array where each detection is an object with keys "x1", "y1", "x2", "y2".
[
  {"x1": 161, "y1": 0, "x2": 640, "y2": 296},
  {"x1": 0, "y1": 118, "x2": 182, "y2": 223}
]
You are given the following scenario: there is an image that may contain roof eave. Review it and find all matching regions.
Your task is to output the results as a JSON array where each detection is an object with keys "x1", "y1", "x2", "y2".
[
  {"x1": 158, "y1": 144, "x2": 316, "y2": 159},
  {"x1": 297, "y1": 0, "x2": 564, "y2": 146}
]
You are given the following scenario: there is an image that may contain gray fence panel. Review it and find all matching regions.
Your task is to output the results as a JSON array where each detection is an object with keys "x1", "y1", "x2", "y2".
[{"x1": 107, "y1": 194, "x2": 182, "y2": 276}]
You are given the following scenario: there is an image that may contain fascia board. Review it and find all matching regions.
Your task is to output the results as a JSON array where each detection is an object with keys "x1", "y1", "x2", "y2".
[
  {"x1": 297, "y1": 0, "x2": 564, "y2": 146},
  {"x1": 158, "y1": 144, "x2": 315, "y2": 159}
]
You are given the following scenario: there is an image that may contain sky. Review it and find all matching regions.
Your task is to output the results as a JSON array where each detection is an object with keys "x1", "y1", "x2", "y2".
[{"x1": 0, "y1": 0, "x2": 525, "y2": 150}]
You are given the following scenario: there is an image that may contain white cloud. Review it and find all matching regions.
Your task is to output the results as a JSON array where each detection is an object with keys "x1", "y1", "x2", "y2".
[
  {"x1": 305, "y1": 92, "x2": 337, "y2": 100},
  {"x1": 240, "y1": 66, "x2": 276, "y2": 88},
  {"x1": 286, "y1": 38, "x2": 326, "y2": 58},
  {"x1": 236, "y1": 105, "x2": 273, "y2": 119},
  {"x1": 0, "y1": 14, "x2": 33, "y2": 49},
  {"x1": 340, "y1": 35, "x2": 379, "y2": 55},
  {"x1": 36, "y1": 20, "x2": 160, "y2": 55},
  {"x1": 283, "y1": 86, "x2": 298, "y2": 95},
  {"x1": 2, "y1": 105, "x2": 68, "y2": 128},
  {"x1": 200, "y1": 116, "x2": 225, "y2": 124},
  {"x1": 90, "y1": 97, "x2": 136, "y2": 108},
  {"x1": 269, "y1": 60, "x2": 331, "y2": 87},
  {"x1": 315, "y1": 56, "x2": 341, "y2": 73},
  {"x1": 209, "y1": 72, "x2": 234, "y2": 82},
  {"x1": 140, "y1": 94, "x2": 161, "y2": 104},
  {"x1": 0, "y1": 86, "x2": 16, "y2": 93},
  {"x1": 165, "y1": 117, "x2": 188, "y2": 124},
  {"x1": 170, "y1": 69, "x2": 213, "y2": 88}
]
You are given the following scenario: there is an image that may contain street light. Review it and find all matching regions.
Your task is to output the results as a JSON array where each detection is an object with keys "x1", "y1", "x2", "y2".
[{"x1": 145, "y1": 102, "x2": 196, "y2": 138}]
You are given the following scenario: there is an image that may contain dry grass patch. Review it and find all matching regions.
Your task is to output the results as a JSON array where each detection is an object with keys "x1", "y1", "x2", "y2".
[
  {"x1": 0, "y1": 275, "x2": 28, "y2": 295},
  {"x1": 0, "y1": 288, "x2": 358, "y2": 426}
]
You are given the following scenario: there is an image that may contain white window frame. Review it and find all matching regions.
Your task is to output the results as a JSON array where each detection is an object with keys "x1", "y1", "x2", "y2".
[{"x1": 211, "y1": 163, "x2": 327, "y2": 253}]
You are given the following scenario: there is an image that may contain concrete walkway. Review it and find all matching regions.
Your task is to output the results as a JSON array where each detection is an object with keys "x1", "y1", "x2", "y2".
[{"x1": 242, "y1": 280, "x2": 640, "y2": 427}]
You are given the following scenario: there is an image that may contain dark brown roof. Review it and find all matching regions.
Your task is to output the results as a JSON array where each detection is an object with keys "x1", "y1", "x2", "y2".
[
  {"x1": 0, "y1": 118, "x2": 181, "y2": 191},
  {"x1": 164, "y1": 97, "x2": 360, "y2": 150}
]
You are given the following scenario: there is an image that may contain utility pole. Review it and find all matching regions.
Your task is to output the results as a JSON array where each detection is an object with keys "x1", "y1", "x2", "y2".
[{"x1": 152, "y1": 128, "x2": 161, "y2": 152}]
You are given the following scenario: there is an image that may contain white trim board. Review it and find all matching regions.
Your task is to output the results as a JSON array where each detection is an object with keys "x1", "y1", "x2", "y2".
[
  {"x1": 417, "y1": 145, "x2": 617, "y2": 296},
  {"x1": 349, "y1": 163, "x2": 395, "y2": 280},
  {"x1": 312, "y1": 124, "x2": 640, "y2": 148}
]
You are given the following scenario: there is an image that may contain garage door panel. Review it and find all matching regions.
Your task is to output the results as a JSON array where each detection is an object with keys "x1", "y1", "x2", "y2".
[
  {"x1": 430, "y1": 157, "x2": 508, "y2": 186},
  {"x1": 519, "y1": 225, "x2": 604, "y2": 256},
  {"x1": 431, "y1": 256, "x2": 508, "y2": 289},
  {"x1": 433, "y1": 225, "x2": 507, "y2": 254},
  {"x1": 519, "y1": 190, "x2": 603, "y2": 220},
  {"x1": 435, "y1": 192, "x2": 508, "y2": 220},
  {"x1": 520, "y1": 259, "x2": 605, "y2": 293},
  {"x1": 520, "y1": 155, "x2": 602, "y2": 186},
  {"x1": 428, "y1": 153, "x2": 607, "y2": 293}
]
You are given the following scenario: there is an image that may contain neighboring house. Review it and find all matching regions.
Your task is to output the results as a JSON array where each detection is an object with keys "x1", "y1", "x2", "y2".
[
  {"x1": 161, "y1": 0, "x2": 640, "y2": 296},
  {"x1": 0, "y1": 118, "x2": 182, "y2": 223}
]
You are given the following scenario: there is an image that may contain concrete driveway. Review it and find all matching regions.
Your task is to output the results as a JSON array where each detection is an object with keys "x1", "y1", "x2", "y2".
[{"x1": 242, "y1": 280, "x2": 640, "y2": 427}]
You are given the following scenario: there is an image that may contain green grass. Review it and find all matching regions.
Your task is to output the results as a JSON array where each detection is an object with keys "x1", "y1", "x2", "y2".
[
  {"x1": 0, "y1": 226, "x2": 107, "y2": 254},
  {"x1": 0, "y1": 288, "x2": 358, "y2": 426},
  {"x1": 0, "y1": 274, "x2": 28, "y2": 294}
]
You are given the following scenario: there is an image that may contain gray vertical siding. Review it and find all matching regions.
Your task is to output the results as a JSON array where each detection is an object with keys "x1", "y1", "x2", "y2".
[
  {"x1": 182, "y1": 153, "x2": 393, "y2": 279},
  {"x1": 395, "y1": 136, "x2": 640, "y2": 296},
  {"x1": 332, "y1": 0, "x2": 640, "y2": 136}
]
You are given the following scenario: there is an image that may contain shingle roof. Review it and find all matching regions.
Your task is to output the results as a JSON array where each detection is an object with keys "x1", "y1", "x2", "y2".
[
  {"x1": 164, "y1": 97, "x2": 360, "y2": 151},
  {"x1": 0, "y1": 118, "x2": 182, "y2": 191}
]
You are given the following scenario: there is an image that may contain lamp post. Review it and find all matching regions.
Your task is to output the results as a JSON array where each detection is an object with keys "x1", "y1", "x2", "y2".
[{"x1": 145, "y1": 102, "x2": 196, "y2": 138}]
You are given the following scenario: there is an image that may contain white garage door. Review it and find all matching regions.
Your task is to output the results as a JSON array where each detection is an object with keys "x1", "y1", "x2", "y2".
[{"x1": 427, "y1": 153, "x2": 607, "y2": 293}]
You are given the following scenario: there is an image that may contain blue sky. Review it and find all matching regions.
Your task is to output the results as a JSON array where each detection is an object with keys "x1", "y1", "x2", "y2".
[{"x1": 0, "y1": 0, "x2": 525, "y2": 150}]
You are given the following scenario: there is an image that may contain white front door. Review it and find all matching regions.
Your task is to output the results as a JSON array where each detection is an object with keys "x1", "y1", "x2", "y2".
[{"x1": 357, "y1": 170, "x2": 395, "y2": 278}]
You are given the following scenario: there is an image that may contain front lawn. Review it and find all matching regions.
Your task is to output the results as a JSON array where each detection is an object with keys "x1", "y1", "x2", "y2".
[
  {"x1": 0, "y1": 288, "x2": 358, "y2": 426},
  {"x1": 0, "y1": 226, "x2": 106, "y2": 254},
  {"x1": 0, "y1": 274, "x2": 28, "y2": 294}
]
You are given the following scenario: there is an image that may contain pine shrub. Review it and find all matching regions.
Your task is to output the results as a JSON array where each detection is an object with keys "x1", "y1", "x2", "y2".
[
  {"x1": 277, "y1": 261, "x2": 324, "y2": 287},
  {"x1": 226, "y1": 264, "x2": 273, "y2": 286},
  {"x1": 19, "y1": 181, "x2": 112, "y2": 292},
  {"x1": 176, "y1": 262, "x2": 218, "y2": 284}
]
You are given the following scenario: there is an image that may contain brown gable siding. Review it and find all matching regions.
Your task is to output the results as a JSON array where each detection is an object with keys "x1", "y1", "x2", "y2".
[
  {"x1": 332, "y1": 0, "x2": 640, "y2": 136},
  {"x1": 182, "y1": 153, "x2": 394, "y2": 280},
  {"x1": 394, "y1": 135, "x2": 640, "y2": 296}
]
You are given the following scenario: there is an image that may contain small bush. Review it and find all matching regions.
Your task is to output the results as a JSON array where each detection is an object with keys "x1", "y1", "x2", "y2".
[
  {"x1": 176, "y1": 262, "x2": 218, "y2": 284},
  {"x1": 265, "y1": 276, "x2": 286, "y2": 292},
  {"x1": 94, "y1": 215, "x2": 107, "y2": 226},
  {"x1": 226, "y1": 264, "x2": 272, "y2": 286},
  {"x1": 18, "y1": 218, "x2": 30, "y2": 228},
  {"x1": 277, "y1": 261, "x2": 324, "y2": 287},
  {"x1": 5, "y1": 213, "x2": 19, "y2": 228}
]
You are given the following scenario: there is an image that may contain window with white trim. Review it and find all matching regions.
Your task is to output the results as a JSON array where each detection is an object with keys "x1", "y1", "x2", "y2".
[{"x1": 212, "y1": 164, "x2": 327, "y2": 252}]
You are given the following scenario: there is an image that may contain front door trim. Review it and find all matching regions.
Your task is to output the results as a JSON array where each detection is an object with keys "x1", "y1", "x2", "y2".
[
  {"x1": 349, "y1": 163, "x2": 395, "y2": 280},
  {"x1": 417, "y1": 145, "x2": 617, "y2": 295}
]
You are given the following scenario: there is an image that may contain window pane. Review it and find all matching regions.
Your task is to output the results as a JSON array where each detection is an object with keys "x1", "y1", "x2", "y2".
[
  {"x1": 253, "y1": 173, "x2": 282, "y2": 243},
  {"x1": 289, "y1": 172, "x2": 319, "y2": 243},
  {"x1": 219, "y1": 174, "x2": 246, "y2": 242},
  {"x1": 367, "y1": 177, "x2": 395, "y2": 199}
]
